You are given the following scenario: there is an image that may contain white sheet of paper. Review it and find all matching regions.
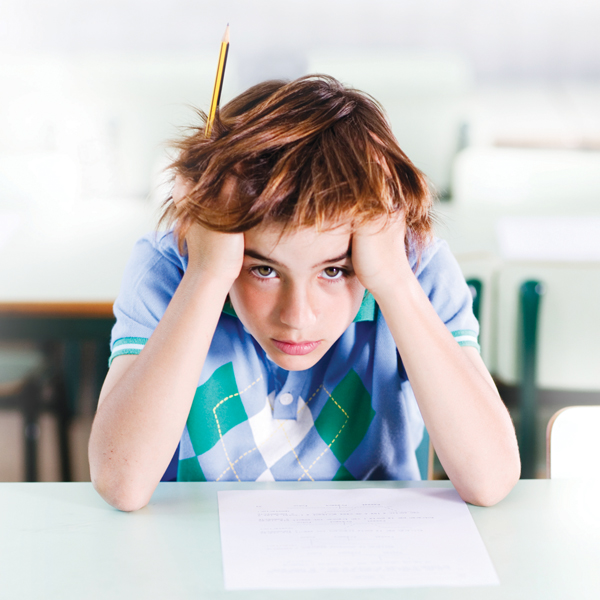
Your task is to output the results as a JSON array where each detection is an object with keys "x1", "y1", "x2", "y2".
[{"x1": 217, "y1": 487, "x2": 499, "y2": 590}]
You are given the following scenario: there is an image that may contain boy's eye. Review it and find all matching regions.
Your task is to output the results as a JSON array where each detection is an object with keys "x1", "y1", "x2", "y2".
[
  {"x1": 322, "y1": 267, "x2": 344, "y2": 280},
  {"x1": 252, "y1": 266, "x2": 277, "y2": 279}
]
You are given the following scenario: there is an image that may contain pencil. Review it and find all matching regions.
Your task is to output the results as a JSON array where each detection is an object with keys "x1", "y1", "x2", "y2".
[{"x1": 205, "y1": 24, "x2": 230, "y2": 138}]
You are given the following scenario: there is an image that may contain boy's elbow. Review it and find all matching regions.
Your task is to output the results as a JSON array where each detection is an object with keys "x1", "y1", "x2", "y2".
[
  {"x1": 91, "y1": 466, "x2": 153, "y2": 512},
  {"x1": 461, "y1": 459, "x2": 521, "y2": 507},
  {"x1": 89, "y1": 437, "x2": 157, "y2": 511},
  {"x1": 463, "y1": 484, "x2": 512, "y2": 507}
]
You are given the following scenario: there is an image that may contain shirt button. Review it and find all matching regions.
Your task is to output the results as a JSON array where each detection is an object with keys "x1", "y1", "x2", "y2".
[{"x1": 279, "y1": 392, "x2": 294, "y2": 406}]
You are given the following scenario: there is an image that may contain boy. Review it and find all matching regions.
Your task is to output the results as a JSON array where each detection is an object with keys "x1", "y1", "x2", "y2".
[{"x1": 89, "y1": 76, "x2": 519, "y2": 511}]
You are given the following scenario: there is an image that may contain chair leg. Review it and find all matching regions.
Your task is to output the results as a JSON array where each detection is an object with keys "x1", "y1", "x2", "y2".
[
  {"x1": 22, "y1": 379, "x2": 42, "y2": 482},
  {"x1": 52, "y1": 374, "x2": 72, "y2": 482},
  {"x1": 518, "y1": 280, "x2": 544, "y2": 479},
  {"x1": 57, "y1": 406, "x2": 72, "y2": 482},
  {"x1": 24, "y1": 423, "x2": 39, "y2": 482},
  {"x1": 45, "y1": 341, "x2": 74, "y2": 482}
]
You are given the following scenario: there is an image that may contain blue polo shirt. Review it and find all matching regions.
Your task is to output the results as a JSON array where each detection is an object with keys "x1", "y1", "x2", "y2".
[{"x1": 110, "y1": 231, "x2": 479, "y2": 482}]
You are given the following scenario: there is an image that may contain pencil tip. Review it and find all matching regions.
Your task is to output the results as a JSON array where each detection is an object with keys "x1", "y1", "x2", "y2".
[{"x1": 223, "y1": 23, "x2": 230, "y2": 43}]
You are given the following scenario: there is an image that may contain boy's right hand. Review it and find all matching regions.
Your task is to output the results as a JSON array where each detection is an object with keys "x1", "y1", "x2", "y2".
[
  {"x1": 185, "y1": 223, "x2": 245, "y2": 285},
  {"x1": 172, "y1": 174, "x2": 244, "y2": 285}
]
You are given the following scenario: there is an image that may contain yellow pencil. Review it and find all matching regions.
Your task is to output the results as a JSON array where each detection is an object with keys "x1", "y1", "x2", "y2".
[{"x1": 205, "y1": 24, "x2": 230, "y2": 138}]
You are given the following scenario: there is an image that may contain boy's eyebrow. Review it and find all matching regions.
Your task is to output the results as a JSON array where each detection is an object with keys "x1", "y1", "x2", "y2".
[
  {"x1": 244, "y1": 248, "x2": 351, "y2": 268},
  {"x1": 313, "y1": 250, "x2": 352, "y2": 267},
  {"x1": 244, "y1": 249, "x2": 284, "y2": 266}
]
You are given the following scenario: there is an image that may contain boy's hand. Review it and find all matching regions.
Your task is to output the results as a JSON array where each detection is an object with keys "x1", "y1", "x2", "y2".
[
  {"x1": 172, "y1": 175, "x2": 244, "y2": 284},
  {"x1": 351, "y1": 213, "x2": 412, "y2": 297},
  {"x1": 185, "y1": 223, "x2": 245, "y2": 284}
]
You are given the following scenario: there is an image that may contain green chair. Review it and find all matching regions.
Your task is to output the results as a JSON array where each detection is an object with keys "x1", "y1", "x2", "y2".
[{"x1": 516, "y1": 280, "x2": 544, "y2": 479}]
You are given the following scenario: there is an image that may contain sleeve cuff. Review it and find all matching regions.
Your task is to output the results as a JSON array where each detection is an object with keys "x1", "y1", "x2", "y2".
[
  {"x1": 452, "y1": 330, "x2": 480, "y2": 353},
  {"x1": 109, "y1": 337, "x2": 149, "y2": 366}
]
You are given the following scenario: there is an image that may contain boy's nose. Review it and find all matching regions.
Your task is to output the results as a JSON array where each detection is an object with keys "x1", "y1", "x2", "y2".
[{"x1": 278, "y1": 285, "x2": 317, "y2": 330}]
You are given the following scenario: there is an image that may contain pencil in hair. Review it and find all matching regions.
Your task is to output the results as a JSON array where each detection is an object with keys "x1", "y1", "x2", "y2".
[{"x1": 206, "y1": 24, "x2": 230, "y2": 138}]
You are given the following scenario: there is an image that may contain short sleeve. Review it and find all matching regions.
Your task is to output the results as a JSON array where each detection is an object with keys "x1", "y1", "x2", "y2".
[
  {"x1": 412, "y1": 238, "x2": 480, "y2": 351},
  {"x1": 109, "y1": 231, "x2": 186, "y2": 364}
]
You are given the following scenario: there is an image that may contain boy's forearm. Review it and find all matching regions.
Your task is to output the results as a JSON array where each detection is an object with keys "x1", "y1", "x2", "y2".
[
  {"x1": 372, "y1": 274, "x2": 520, "y2": 506},
  {"x1": 89, "y1": 270, "x2": 233, "y2": 511}
]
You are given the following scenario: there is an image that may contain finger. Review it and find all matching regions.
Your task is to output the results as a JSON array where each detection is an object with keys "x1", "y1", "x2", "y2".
[{"x1": 354, "y1": 213, "x2": 399, "y2": 237}]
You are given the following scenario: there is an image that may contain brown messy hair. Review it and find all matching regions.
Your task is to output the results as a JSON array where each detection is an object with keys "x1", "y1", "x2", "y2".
[{"x1": 164, "y1": 75, "x2": 433, "y2": 252}]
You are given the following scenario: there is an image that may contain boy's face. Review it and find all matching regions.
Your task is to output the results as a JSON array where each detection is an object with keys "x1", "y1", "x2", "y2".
[{"x1": 228, "y1": 223, "x2": 366, "y2": 371}]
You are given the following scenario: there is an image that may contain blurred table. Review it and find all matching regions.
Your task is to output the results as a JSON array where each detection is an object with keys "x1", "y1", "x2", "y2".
[
  {"x1": 0, "y1": 197, "x2": 157, "y2": 370},
  {"x1": 1, "y1": 479, "x2": 599, "y2": 599},
  {"x1": 436, "y1": 203, "x2": 600, "y2": 477},
  {"x1": 0, "y1": 200, "x2": 157, "y2": 479},
  {"x1": 0, "y1": 196, "x2": 157, "y2": 352}
]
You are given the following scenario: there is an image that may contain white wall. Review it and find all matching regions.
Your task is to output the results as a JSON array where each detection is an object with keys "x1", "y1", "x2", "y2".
[
  {"x1": 0, "y1": 0, "x2": 599, "y2": 82},
  {"x1": 2, "y1": 0, "x2": 599, "y2": 200}
]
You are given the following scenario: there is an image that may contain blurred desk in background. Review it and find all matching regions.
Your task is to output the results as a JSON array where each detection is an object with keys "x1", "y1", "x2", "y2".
[
  {"x1": 436, "y1": 204, "x2": 600, "y2": 477},
  {"x1": 435, "y1": 204, "x2": 600, "y2": 383},
  {"x1": 0, "y1": 303, "x2": 115, "y2": 481},
  {"x1": 0, "y1": 198, "x2": 157, "y2": 390},
  {"x1": 0, "y1": 200, "x2": 157, "y2": 480},
  {"x1": 0, "y1": 302, "x2": 116, "y2": 410}
]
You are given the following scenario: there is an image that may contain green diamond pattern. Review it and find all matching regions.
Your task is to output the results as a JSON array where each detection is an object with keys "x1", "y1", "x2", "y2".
[
  {"x1": 333, "y1": 464, "x2": 356, "y2": 481},
  {"x1": 186, "y1": 362, "x2": 248, "y2": 456},
  {"x1": 178, "y1": 456, "x2": 207, "y2": 482},
  {"x1": 314, "y1": 369, "x2": 375, "y2": 466}
]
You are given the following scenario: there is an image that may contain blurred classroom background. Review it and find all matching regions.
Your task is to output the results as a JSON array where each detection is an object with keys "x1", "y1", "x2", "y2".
[{"x1": 1, "y1": 0, "x2": 599, "y2": 482}]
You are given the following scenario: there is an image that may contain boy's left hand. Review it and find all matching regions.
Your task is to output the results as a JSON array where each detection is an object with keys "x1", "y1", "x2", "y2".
[{"x1": 351, "y1": 212, "x2": 412, "y2": 297}]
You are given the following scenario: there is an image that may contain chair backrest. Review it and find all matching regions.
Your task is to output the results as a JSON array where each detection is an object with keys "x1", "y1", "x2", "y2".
[
  {"x1": 495, "y1": 260, "x2": 600, "y2": 391},
  {"x1": 547, "y1": 406, "x2": 600, "y2": 478}
]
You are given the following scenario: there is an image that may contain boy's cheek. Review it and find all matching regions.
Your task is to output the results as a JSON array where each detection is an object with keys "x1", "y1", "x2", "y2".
[
  {"x1": 229, "y1": 279, "x2": 274, "y2": 324},
  {"x1": 347, "y1": 278, "x2": 367, "y2": 316}
]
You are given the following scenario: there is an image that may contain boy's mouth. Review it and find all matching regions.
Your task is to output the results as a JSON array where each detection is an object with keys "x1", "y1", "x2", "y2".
[{"x1": 272, "y1": 339, "x2": 321, "y2": 356}]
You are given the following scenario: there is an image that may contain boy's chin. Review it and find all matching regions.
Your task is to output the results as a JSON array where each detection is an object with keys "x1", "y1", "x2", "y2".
[{"x1": 265, "y1": 349, "x2": 324, "y2": 372}]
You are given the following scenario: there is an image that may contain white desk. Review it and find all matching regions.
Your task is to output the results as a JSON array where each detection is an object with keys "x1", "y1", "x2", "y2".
[{"x1": 1, "y1": 480, "x2": 598, "y2": 599}]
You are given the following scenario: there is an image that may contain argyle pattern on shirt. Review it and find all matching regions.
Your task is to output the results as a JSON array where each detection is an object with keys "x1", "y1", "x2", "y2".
[{"x1": 177, "y1": 361, "x2": 376, "y2": 482}]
